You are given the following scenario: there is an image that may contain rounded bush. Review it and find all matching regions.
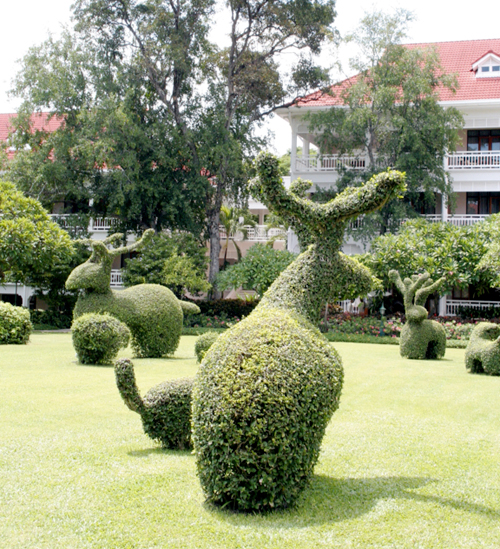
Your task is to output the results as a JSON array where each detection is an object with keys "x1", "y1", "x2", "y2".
[
  {"x1": 465, "y1": 322, "x2": 500, "y2": 375},
  {"x1": 194, "y1": 331, "x2": 219, "y2": 362},
  {"x1": 192, "y1": 308, "x2": 343, "y2": 512},
  {"x1": 72, "y1": 313, "x2": 130, "y2": 364},
  {"x1": 0, "y1": 302, "x2": 32, "y2": 344},
  {"x1": 115, "y1": 358, "x2": 193, "y2": 449},
  {"x1": 399, "y1": 319, "x2": 447, "y2": 359},
  {"x1": 74, "y1": 284, "x2": 183, "y2": 358}
]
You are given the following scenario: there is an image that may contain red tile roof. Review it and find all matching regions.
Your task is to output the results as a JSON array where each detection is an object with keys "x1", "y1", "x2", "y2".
[
  {"x1": 0, "y1": 112, "x2": 64, "y2": 159},
  {"x1": 295, "y1": 39, "x2": 500, "y2": 108}
]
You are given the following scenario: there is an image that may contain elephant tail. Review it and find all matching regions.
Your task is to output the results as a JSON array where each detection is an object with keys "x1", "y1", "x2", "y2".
[
  {"x1": 179, "y1": 300, "x2": 201, "y2": 315},
  {"x1": 114, "y1": 358, "x2": 146, "y2": 415}
]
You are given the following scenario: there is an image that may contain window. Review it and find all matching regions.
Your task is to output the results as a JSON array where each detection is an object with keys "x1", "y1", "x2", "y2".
[
  {"x1": 467, "y1": 130, "x2": 500, "y2": 151},
  {"x1": 473, "y1": 53, "x2": 500, "y2": 78},
  {"x1": 466, "y1": 192, "x2": 500, "y2": 215}
]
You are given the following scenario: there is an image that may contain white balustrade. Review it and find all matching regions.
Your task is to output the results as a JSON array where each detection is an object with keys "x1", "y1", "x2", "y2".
[
  {"x1": 446, "y1": 151, "x2": 500, "y2": 170},
  {"x1": 295, "y1": 155, "x2": 367, "y2": 172},
  {"x1": 219, "y1": 225, "x2": 286, "y2": 242},
  {"x1": 49, "y1": 214, "x2": 119, "y2": 232},
  {"x1": 110, "y1": 269, "x2": 123, "y2": 287},
  {"x1": 422, "y1": 214, "x2": 488, "y2": 226},
  {"x1": 445, "y1": 299, "x2": 500, "y2": 316}
]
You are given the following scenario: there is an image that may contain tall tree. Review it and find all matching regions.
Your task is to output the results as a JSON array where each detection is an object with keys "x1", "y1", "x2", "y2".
[
  {"x1": 9, "y1": 0, "x2": 337, "y2": 290},
  {"x1": 307, "y1": 9, "x2": 463, "y2": 240}
]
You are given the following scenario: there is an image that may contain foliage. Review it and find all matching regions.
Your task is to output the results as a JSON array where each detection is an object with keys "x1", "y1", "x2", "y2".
[
  {"x1": 465, "y1": 323, "x2": 500, "y2": 375},
  {"x1": 0, "y1": 180, "x2": 74, "y2": 286},
  {"x1": 122, "y1": 232, "x2": 209, "y2": 298},
  {"x1": 0, "y1": 302, "x2": 32, "y2": 344},
  {"x1": 66, "y1": 231, "x2": 200, "y2": 357},
  {"x1": 390, "y1": 270, "x2": 446, "y2": 359},
  {"x1": 361, "y1": 218, "x2": 498, "y2": 295},
  {"x1": 194, "y1": 331, "x2": 219, "y2": 363},
  {"x1": 219, "y1": 206, "x2": 257, "y2": 266},
  {"x1": 306, "y1": 9, "x2": 463, "y2": 239},
  {"x1": 30, "y1": 309, "x2": 73, "y2": 330},
  {"x1": 216, "y1": 244, "x2": 297, "y2": 297},
  {"x1": 192, "y1": 308, "x2": 343, "y2": 511},
  {"x1": 192, "y1": 153, "x2": 405, "y2": 511},
  {"x1": 71, "y1": 313, "x2": 130, "y2": 365},
  {"x1": 114, "y1": 358, "x2": 193, "y2": 449}
]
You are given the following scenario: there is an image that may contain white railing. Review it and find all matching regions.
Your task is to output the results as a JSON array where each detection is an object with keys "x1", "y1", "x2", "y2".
[
  {"x1": 295, "y1": 155, "x2": 367, "y2": 172},
  {"x1": 446, "y1": 151, "x2": 500, "y2": 169},
  {"x1": 446, "y1": 299, "x2": 500, "y2": 316},
  {"x1": 110, "y1": 269, "x2": 123, "y2": 287},
  {"x1": 50, "y1": 214, "x2": 119, "y2": 232},
  {"x1": 422, "y1": 214, "x2": 489, "y2": 226},
  {"x1": 219, "y1": 225, "x2": 286, "y2": 242}
]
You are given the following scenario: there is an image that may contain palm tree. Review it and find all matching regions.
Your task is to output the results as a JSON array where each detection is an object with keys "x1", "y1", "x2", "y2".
[{"x1": 219, "y1": 206, "x2": 257, "y2": 267}]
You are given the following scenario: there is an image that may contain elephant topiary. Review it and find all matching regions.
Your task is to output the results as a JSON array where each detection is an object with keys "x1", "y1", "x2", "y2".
[
  {"x1": 191, "y1": 152, "x2": 406, "y2": 512},
  {"x1": 389, "y1": 270, "x2": 446, "y2": 359},
  {"x1": 66, "y1": 231, "x2": 200, "y2": 358},
  {"x1": 465, "y1": 322, "x2": 500, "y2": 375},
  {"x1": 114, "y1": 358, "x2": 193, "y2": 449}
]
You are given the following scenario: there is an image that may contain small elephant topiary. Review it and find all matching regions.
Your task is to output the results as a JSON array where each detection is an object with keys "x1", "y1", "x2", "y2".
[
  {"x1": 389, "y1": 270, "x2": 446, "y2": 360},
  {"x1": 72, "y1": 313, "x2": 130, "y2": 365},
  {"x1": 465, "y1": 322, "x2": 500, "y2": 375},
  {"x1": 191, "y1": 152, "x2": 406, "y2": 512},
  {"x1": 114, "y1": 358, "x2": 193, "y2": 449},
  {"x1": 66, "y1": 231, "x2": 200, "y2": 358}
]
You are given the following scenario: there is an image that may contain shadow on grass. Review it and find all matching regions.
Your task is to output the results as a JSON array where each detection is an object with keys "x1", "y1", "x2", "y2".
[
  {"x1": 128, "y1": 447, "x2": 192, "y2": 458},
  {"x1": 208, "y1": 474, "x2": 500, "y2": 526}
]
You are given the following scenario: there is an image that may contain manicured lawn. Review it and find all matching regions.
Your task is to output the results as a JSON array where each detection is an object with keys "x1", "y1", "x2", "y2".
[{"x1": 1, "y1": 334, "x2": 499, "y2": 548}]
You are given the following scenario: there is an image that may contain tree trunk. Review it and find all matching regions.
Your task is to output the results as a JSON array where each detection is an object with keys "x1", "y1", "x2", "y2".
[{"x1": 208, "y1": 208, "x2": 222, "y2": 299}]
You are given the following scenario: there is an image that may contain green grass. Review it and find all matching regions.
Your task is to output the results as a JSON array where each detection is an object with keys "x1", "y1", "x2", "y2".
[{"x1": 1, "y1": 334, "x2": 499, "y2": 548}]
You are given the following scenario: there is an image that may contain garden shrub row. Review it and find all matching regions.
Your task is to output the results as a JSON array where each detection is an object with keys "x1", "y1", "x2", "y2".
[{"x1": 30, "y1": 309, "x2": 72, "y2": 329}]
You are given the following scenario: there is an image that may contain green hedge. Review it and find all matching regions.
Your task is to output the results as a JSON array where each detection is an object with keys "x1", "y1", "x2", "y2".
[
  {"x1": 0, "y1": 302, "x2": 32, "y2": 344},
  {"x1": 72, "y1": 313, "x2": 130, "y2": 365},
  {"x1": 465, "y1": 323, "x2": 500, "y2": 375},
  {"x1": 114, "y1": 359, "x2": 193, "y2": 449},
  {"x1": 30, "y1": 309, "x2": 72, "y2": 329}
]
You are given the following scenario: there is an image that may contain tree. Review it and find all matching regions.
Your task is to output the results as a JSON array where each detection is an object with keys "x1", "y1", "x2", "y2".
[
  {"x1": 307, "y1": 9, "x2": 463, "y2": 240},
  {"x1": 121, "y1": 231, "x2": 209, "y2": 297},
  {"x1": 360, "y1": 218, "x2": 499, "y2": 297},
  {"x1": 216, "y1": 243, "x2": 296, "y2": 297},
  {"x1": 10, "y1": 0, "x2": 338, "y2": 290},
  {"x1": 0, "y1": 180, "x2": 74, "y2": 287},
  {"x1": 219, "y1": 205, "x2": 257, "y2": 266}
]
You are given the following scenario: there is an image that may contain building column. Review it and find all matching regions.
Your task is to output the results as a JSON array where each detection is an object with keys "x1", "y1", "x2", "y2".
[
  {"x1": 438, "y1": 295, "x2": 447, "y2": 317},
  {"x1": 290, "y1": 115, "x2": 298, "y2": 181},
  {"x1": 441, "y1": 193, "x2": 448, "y2": 222}
]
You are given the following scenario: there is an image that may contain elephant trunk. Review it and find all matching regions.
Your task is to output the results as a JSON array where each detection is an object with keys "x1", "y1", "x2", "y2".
[{"x1": 114, "y1": 358, "x2": 145, "y2": 415}]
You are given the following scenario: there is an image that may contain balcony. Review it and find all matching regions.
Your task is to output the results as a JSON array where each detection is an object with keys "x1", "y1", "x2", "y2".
[
  {"x1": 422, "y1": 214, "x2": 489, "y2": 226},
  {"x1": 219, "y1": 225, "x2": 286, "y2": 242},
  {"x1": 295, "y1": 151, "x2": 500, "y2": 173},
  {"x1": 110, "y1": 269, "x2": 123, "y2": 288},
  {"x1": 50, "y1": 215, "x2": 119, "y2": 232},
  {"x1": 446, "y1": 151, "x2": 500, "y2": 170}
]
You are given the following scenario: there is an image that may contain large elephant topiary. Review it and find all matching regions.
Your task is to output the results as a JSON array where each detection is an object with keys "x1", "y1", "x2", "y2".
[
  {"x1": 191, "y1": 153, "x2": 406, "y2": 512},
  {"x1": 66, "y1": 231, "x2": 199, "y2": 358}
]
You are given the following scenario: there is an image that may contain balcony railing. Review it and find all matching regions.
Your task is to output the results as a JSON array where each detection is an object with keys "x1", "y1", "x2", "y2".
[
  {"x1": 422, "y1": 214, "x2": 489, "y2": 226},
  {"x1": 295, "y1": 155, "x2": 367, "y2": 172},
  {"x1": 110, "y1": 269, "x2": 123, "y2": 287},
  {"x1": 219, "y1": 225, "x2": 286, "y2": 242},
  {"x1": 446, "y1": 300, "x2": 500, "y2": 316},
  {"x1": 446, "y1": 151, "x2": 500, "y2": 170},
  {"x1": 50, "y1": 214, "x2": 119, "y2": 232}
]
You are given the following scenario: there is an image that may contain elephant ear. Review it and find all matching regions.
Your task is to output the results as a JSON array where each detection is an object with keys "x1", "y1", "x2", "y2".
[{"x1": 179, "y1": 301, "x2": 200, "y2": 315}]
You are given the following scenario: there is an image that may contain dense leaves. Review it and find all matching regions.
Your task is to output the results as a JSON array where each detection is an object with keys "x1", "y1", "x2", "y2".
[
  {"x1": 0, "y1": 303, "x2": 32, "y2": 345},
  {"x1": 465, "y1": 323, "x2": 500, "y2": 375}
]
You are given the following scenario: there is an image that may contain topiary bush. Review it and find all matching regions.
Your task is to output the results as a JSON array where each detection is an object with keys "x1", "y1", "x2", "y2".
[
  {"x1": 389, "y1": 270, "x2": 447, "y2": 360},
  {"x1": 194, "y1": 331, "x2": 219, "y2": 362},
  {"x1": 114, "y1": 359, "x2": 193, "y2": 449},
  {"x1": 0, "y1": 302, "x2": 32, "y2": 344},
  {"x1": 72, "y1": 313, "x2": 130, "y2": 365},
  {"x1": 465, "y1": 322, "x2": 500, "y2": 375},
  {"x1": 65, "y1": 231, "x2": 200, "y2": 357},
  {"x1": 192, "y1": 152, "x2": 406, "y2": 512}
]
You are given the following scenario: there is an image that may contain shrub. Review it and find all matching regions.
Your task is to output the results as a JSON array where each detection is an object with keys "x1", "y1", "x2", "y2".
[
  {"x1": 72, "y1": 313, "x2": 130, "y2": 365},
  {"x1": 0, "y1": 302, "x2": 32, "y2": 344},
  {"x1": 194, "y1": 331, "x2": 219, "y2": 362},
  {"x1": 115, "y1": 359, "x2": 192, "y2": 449},
  {"x1": 30, "y1": 309, "x2": 72, "y2": 329},
  {"x1": 192, "y1": 309, "x2": 343, "y2": 512},
  {"x1": 465, "y1": 323, "x2": 500, "y2": 375}
]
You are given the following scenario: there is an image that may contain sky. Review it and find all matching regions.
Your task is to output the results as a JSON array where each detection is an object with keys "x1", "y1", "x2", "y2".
[{"x1": 1, "y1": 0, "x2": 500, "y2": 155}]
